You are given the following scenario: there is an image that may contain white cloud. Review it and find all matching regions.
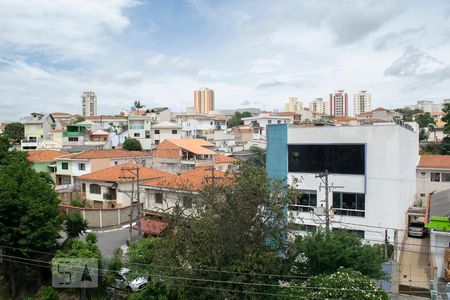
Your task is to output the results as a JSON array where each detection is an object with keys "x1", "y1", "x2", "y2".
[{"x1": 0, "y1": 0, "x2": 136, "y2": 59}]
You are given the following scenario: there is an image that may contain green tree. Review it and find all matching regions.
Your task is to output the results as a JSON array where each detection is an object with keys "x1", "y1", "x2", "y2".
[
  {"x1": 36, "y1": 285, "x2": 59, "y2": 300},
  {"x1": 3, "y1": 122, "x2": 24, "y2": 143},
  {"x1": 244, "y1": 146, "x2": 266, "y2": 168},
  {"x1": 394, "y1": 107, "x2": 423, "y2": 122},
  {"x1": 419, "y1": 128, "x2": 429, "y2": 141},
  {"x1": 415, "y1": 112, "x2": 435, "y2": 128},
  {"x1": 136, "y1": 164, "x2": 298, "y2": 299},
  {"x1": 443, "y1": 103, "x2": 450, "y2": 135},
  {"x1": 132, "y1": 101, "x2": 146, "y2": 110},
  {"x1": 226, "y1": 111, "x2": 252, "y2": 128},
  {"x1": 74, "y1": 116, "x2": 86, "y2": 123},
  {"x1": 123, "y1": 138, "x2": 143, "y2": 151},
  {"x1": 0, "y1": 135, "x2": 62, "y2": 297},
  {"x1": 64, "y1": 212, "x2": 88, "y2": 239},
  {"x1": 285, "y1": 268, "x2": 388, "y2": 300},
  {"x1": 292, "y1": 228, "x2": 384, "y2": 279}
]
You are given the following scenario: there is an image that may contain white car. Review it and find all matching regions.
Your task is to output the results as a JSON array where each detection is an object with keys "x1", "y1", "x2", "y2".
[{"x1": 112, "y1": 268, "x2": 147, "y2": 292}]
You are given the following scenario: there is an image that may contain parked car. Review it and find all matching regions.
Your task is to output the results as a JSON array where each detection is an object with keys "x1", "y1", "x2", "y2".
[
  {"x1": 111, "y1": 268, "x2": 147, "y2": 292},
  {"x1": 408, "y1": 221, "x2": 426, "y2": 238}
]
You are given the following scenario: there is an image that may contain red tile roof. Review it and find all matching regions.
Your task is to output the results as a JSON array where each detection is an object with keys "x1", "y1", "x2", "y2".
[
  {"x1": 80, "y1": 163, "x2": 172, "y2": 182},
  {"x1": 418, "y1": 155, "x2": 450, "y2": 169},
  {"x1": 61, "y1": 149, "x2": 151, "y2": 159},
  {"x1": 27, "y1": 150, "x2": 69, "y2": 163},
  {"x1": 164, "y1": 139, "x2": 216, "y2": 155},
  {"x1": 373, "y1": 107, "x2": 388, "y2": 112},
  {"x1": 278, "y1": 112, "x2": 300, "y2": 116},
  {"x1": 134, "y1": 218, "x2": 167, "y2": 236},
  {"x1": 215, "y1": 154, "x2": 237, "y2": 163},
  {"x1": 52, "y1": 112, "x2": 72, "y2": 117},
  {"x1": 142, "y1": 168, "x2": 233, "y2": 191},
  {"x1": 329, "y1": 116, "x2": 357, "y2": 123}
]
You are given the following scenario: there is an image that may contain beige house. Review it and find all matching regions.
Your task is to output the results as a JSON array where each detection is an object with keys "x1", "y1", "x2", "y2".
[{"x1": 417, "y1": 155, "x2": 450, "y2": 200}]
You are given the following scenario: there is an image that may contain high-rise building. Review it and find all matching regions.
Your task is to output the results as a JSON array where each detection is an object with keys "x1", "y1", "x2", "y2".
[
  {"x1": 284, "y1": 97, "x2": 303, "y2": 113},
  {"x1": 310, "y1": 98, "x2": 330, "y2": 115},
  {"x1": 353, "y1": 90, "x2": 372, "y2": 116},
  {"x1": 194, "y1": 88, "x2": 215, "y2": 114},
  {"x1": 81, "y1": 91, "x2": 97, "y2": 117},
  {"x1": 330, "y1": 90, "x2": 348, "y2": 116}
]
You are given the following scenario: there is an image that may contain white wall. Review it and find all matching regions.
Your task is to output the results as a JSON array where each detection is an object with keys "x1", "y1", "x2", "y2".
[
  {"x1": 287, "y1": 125, "x2": 419, "y2": 242},
  {"x1": 430, "y1": 230, "x2": 450, "y2": 279},
  {"x1": 416, "y1": 168, "x2": 450, "y2": 198},
  {"x1": 143, "y1": 187, "x2": 194, "y2": 215}
]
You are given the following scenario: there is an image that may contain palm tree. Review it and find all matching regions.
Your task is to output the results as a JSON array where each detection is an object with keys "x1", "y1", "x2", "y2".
[{"x1": 131, "y1": 101, "x2": 145, "y2": 110}]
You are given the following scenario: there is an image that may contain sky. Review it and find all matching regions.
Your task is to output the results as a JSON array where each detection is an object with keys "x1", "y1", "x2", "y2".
[{"x1": 1, "y1": 0, "x2": 450, "y2": 120}]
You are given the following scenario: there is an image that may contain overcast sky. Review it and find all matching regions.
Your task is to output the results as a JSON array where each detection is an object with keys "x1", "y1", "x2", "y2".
[{"x1": 1, "y1": 0, "x2": 450, "y2": 120}]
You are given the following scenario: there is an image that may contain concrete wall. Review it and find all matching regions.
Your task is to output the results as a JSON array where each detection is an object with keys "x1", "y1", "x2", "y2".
[
  {"x1": 59, "y1": 204, "x2": 143, "y2": 228},
  {"x1": 430, "y1": 230, "x2": 450, "y2": 279},
  {"x1": 142, "y1": 187, "x2": 194, "y2": 215}
]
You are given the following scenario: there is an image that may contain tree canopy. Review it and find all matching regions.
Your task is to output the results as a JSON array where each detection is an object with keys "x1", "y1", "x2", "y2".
[
  {"x1": 63, "y1": 212, "x2": 88, "y2": 239},
  {"x1": 3, "y1": 122, "x2": 24, "y2": 143},
  {"x1": 244, "y1": 146, "x2": 266, "y2": 168},
  {"x1": 415, "y1": 112, "x2": 435, "y2": 128},
  {"x1": 226, "y1": 111, "x2": 252, "y2": 128},
  {"x1": 394, "y1": 107, "x2": 423, "y2": 122},
  {"x1": 132, "y1": 101, "x2": 146, "y2": 110},
  {"x1": 123, "y1": 138, "x2": 143, "y2": 151}
]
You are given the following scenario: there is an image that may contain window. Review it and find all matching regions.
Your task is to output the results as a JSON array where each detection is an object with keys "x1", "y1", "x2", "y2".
[
  {"x1": 289, "y1": 190, "x2": 317, "y2": 212},
  {"x1": 332, "y1": 192, "x2": 365, "y2": 217},
  {"x1": 68, "y1": 137, "x2": 78, "y2": 142},
  {"x1": 134, "y1": 133, "x2": 140, "y2": 138},
  {"x1": 442, "y1": 173, "x2": 450, "y2": 182},
  {"x1": 155, "y1": 140, "x2": 160, "y2": 145},
  {"x1": 277, "y1": 120, "x2": 281, "y2": 124},
  {"x1": 154, "y1": 130, "x2": 160, "y2": 134},
  {"x1": 90, "y1": 184, "x2": 101, "y2": 194},
  {"x1": 431, "y1": 172, "x2": 440, "y2": 182},
  {"x1": 172, "y1": 130, "x2": 178, "y2": 134},
  {"x1": 61, "y1": 162, "x2": 69, "y2": 170},
  {"x1": 155, "y1": 192, "x2": 163, "y2": 204},
  {"x1": 420, "y1": 193, "x2": 426, "y2": 197},
  {"x1": 78, "y1": 163, "x2": 85, "y2": 171},
  {"x1": 145, "y1": 130, "x2": 150, "y2": 138},
  {"x1": 420, "y1": 172, "x2": 426, "y2": 177},
  {"x1": 289, "y1": 223, "x2": 316, "y2": 233},
  {"x1": 268, "y1": 120, "x2": 272, "y2": 124},
  {"x1": 288, "y1": 144, "x2": 365, "y2": 175},
  {"x1": 62, "y1": 176, "x2": 71, "y2": 184}
]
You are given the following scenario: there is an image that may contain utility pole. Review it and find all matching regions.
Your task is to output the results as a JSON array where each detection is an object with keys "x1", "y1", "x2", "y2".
[
  {"x1": 384, "y1": 229, "x2": 388, "y2": 259},
  {"x1": 120, "y1": 166, "x2": 143, "y2": 241},
  {"x1": 316, "y1": 170, "x2": 343, "y2": 231}
]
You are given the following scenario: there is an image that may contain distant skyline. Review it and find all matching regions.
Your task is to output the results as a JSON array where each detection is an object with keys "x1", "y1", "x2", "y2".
[{"x1": 1, "y1": 0, "x2": 450, "y2": 120}]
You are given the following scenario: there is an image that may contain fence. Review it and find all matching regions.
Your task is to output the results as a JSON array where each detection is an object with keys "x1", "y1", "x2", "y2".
[{"x1": 59, "y1": 203, "x2": 143, "y2": 229}]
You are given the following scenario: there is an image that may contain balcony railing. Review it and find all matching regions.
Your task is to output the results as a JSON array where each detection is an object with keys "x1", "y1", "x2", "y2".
[
  {"x1": 130, "y1": 125, "x2": 144, "y2": 130},
  {"x1": 103, "y1": 193, "x2": 117, "y2": 200},
  {"x1": 334, "y1": 208, "x2": 365, "y2": 217},
  {"x1": 288, "y1": 205, "x2": 315, "y2": 212}
]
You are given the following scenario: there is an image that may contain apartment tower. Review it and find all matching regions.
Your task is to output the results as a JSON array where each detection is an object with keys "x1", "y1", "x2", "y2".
[
  {"x1": 329, "y1": 90, "x2": 348, "y2": 116},
  {"x1": 194, "y1": 88, "x2": 215, "y2": 114},
  {"x1": 310, "y1": 98, "x2": 330, "y2": 115},
  {"x1": 353, "y1": 90, "x2": 372, "y2": 116},
  {"x1": 284, "y1": 97, "x2": 303, "y2": 113},
  {"x1": 81, "y1": 91, "x2": 97, "y2": 117}
]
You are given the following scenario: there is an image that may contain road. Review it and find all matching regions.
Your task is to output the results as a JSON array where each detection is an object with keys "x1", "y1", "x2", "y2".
[{"x1": 82, "y1": 226, "x2": 140, "y2": 260}]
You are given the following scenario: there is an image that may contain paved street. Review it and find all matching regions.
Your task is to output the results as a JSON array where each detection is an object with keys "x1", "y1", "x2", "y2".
[{"x1": 399, "y1": 236, "x2": 430, "y2": 290}]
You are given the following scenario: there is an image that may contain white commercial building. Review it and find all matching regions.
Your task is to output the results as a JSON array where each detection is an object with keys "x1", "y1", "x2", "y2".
[
  {"x1": 266, "y1": 123, "x2": 419, "y2": 242},
  {"x1": 353, "y1": 90, "x2": 372, "y2": 116}
]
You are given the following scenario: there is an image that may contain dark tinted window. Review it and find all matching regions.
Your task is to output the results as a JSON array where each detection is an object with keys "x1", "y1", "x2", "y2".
[{"x1": 288, "y1": 144, "x2": 365, "y2": 175}]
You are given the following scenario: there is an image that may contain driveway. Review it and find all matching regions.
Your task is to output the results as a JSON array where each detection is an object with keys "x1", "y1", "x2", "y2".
[{"x1": 399, "y1": 235, "x2": 430, "y2": 290}]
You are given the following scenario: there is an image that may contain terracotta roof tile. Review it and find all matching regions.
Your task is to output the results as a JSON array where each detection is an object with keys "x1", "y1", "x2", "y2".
[
  {"x1": 61, "y1": 149, "x2": 151, "y2": 159},
  {"x1": 419, "y1": 155, "x2": 450, "y2": 169},
  {"x1": 329, "y1": 116, "x2": 357, "y2": 122},
  {"x1": 134, "y1": 218, "x2": 167, "y2": 236},
  {"x1": 142, "y1": 168, "x2": 233, "y2": 191},
  {"x1": 165, "y1": 138, "x2": 216, "y2": 155},
  {"x1": 80, "y1": 163, "x2": 172, "y2": 182},
  {"x1": 27, "y1": 150, "x2": 69, "y2": 162},
  {"x1": 215, "y1": 154, "x2": 237, "y2": 163}
]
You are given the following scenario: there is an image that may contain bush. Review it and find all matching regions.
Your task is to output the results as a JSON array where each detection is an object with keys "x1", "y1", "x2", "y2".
[
  {"x1": 36, "y1": 285, "x2": 58, "y2": 300},
  {"x1": 85, "y1": 232, "x2": 97, "y2": 244},
  {"x1": 123, "y1": 138, "x2": 142, "y2": 151},
  {"x1": 70, "y1": 199, "x2": 83, "y2": 207}
]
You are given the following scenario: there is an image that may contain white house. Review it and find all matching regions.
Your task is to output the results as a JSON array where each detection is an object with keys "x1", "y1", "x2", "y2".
[
  {"x1": 417, "y1": 155, "x2": 450, "y2": 200},
  {"x1": 151, "y1": 121, "x2": 182, "y2": 148},
  {"x1": 128, "y1": 108, "x2": 172, "y2": 150},
  {"x1": 79, "y1": 163, "x2": 172, "y2": 209},
  {"x1": 266, "y1": 123, "x2": 419, "y2": 242},
  {"x1": 242, "y1": 113, "x2": 291, "y2": 140},
  {"x1": 176, "y1": 113, "x2": 227, "y2": 138}
]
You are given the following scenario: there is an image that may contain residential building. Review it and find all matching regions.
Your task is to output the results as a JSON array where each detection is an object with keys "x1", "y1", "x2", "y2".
[
  {"x1": 51, "y1": 112, "x2": 73, "y2": 129},
  {"x1": 219, "y1": 108, "x2": 261, "y2": 117},
  {"x1": 141, "y1": 168, "x2": 231, "y2": 215},
  {"x1": 82, "y1": 91, "x2": 97, "y2": 117},
  {"x1": 277, "y1": 112, "x2": 302, "y2": 125},
  {"x1": 329, "y1": 90, "x2": 348, "y2": 117},
  {"x1": 27, "y1": 150, "x2": 68, "y2": 179},
  {"x1": 284, "y1": 97, "x2": 303, "y2": 113},
  {"x1": 241, "y1": 113, "x2": 291, "y2": 140},
  {"x1": 353, "y1": 90, "x2": 371, "y2": 116},
  {"x1": 266, "y1": 123, "x2": 419, "y2": 242},
  {"x1": 55, "y1": 149, "x2": 152, "y2": 188},
  {"x1": 425, "y1": 190, "x2": 450, "y2": 280},
  {"x1": 85, "y1": 115, "x2": 128, "y2": 130},
  {"x1": 417, "y1": 156, "x2": 450, "y2": 199},
  {"x1": 328, "y1": 116, "x2": 359, "y2": 126},
  {"x1": 128, "y1": 108, "x2": 172, "y2": 150},
  {"x1": 194, "y1": 88, "x2": 215, "y2": 114},
  {"x1": 21, "y1": 113, "x2": 56, "y2": 150},
  {"x1": 310, "y1": 98, "x2": 330, "y2": 115},
  {"x1": 356, "y1": 107, "x2": 402, "y2": 123},
  {"x1": 151, "y1": 138, "x2": 217, "y2": 172},
  {"x1": 151, "y1": 121, "x2": 183, "y2": 148},
  {"x1": 176, "y1": 113, "x2": 227, "y2": 139},
  {"x1": 79, "y1": 163, "x2": 171, "y2": 209}
]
